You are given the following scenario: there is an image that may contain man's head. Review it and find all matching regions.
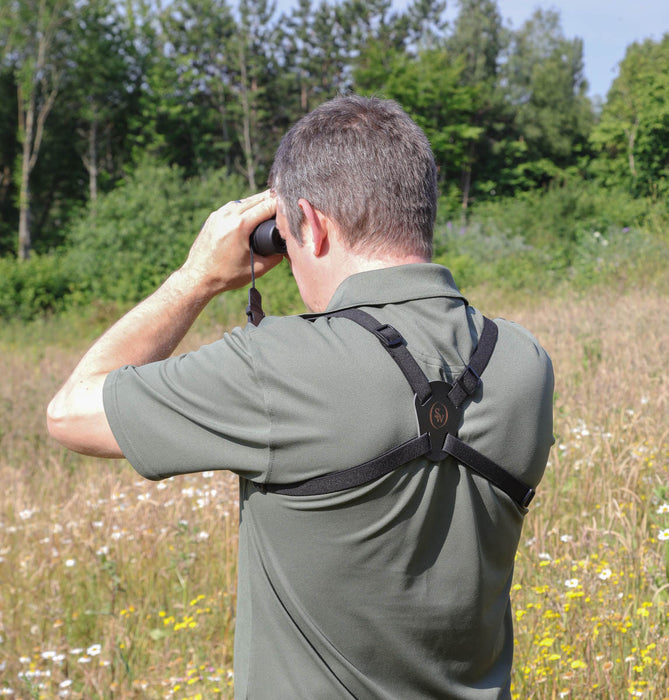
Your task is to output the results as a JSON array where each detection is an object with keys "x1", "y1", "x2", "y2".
[{"x1": 269, "y1": 95, "x2": 438, "y2": 260}]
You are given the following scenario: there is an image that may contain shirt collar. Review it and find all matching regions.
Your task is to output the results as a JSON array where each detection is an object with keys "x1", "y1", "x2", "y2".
[{"x1": 304, "y1": 263, "x2": 467, "y2": 318}]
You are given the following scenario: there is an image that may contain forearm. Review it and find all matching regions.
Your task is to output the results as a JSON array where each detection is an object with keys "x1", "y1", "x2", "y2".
[{"x1": 74, "y1": 267, "x2": 211, "y2": 374}]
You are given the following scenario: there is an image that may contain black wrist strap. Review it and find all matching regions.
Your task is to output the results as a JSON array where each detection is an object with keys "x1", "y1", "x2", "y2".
[{"x1": 246, "y1": 248, "x2": 266, "y2": 326}]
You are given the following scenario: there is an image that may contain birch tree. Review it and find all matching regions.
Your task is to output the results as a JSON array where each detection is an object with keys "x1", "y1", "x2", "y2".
[{"x1": 1, "y1": 0, "x2": 72, "y2": 258}]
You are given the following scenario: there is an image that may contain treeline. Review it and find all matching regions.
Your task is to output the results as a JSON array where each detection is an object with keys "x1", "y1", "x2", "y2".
[{"x1": 0, "y1": 0, "x2": 668, "y2": 319}]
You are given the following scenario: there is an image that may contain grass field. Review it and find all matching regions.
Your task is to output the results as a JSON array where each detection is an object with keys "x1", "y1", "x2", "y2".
[{"x1": 1, "y1": 283, "x2": 668, "y2": 699}]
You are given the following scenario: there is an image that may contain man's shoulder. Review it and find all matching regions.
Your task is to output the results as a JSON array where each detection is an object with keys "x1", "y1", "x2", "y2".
[{"x1": 492, "y1": 317, "x2": 553, "y2": 369}]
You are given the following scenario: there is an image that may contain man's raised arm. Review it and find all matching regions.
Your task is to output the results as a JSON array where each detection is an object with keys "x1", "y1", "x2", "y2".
[{"x1": 47, "y1": 191, "x2": 279, "y2": 457}]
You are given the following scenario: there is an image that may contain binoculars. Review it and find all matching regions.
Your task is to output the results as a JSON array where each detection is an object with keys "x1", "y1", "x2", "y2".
[{"x1": 250, "y1": 219, "x2": 287, "y2": 256}]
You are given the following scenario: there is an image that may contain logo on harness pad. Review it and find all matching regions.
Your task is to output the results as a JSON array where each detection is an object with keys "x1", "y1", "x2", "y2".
[
  {"x1": 415, "y1": 381, "x2": 462, "y2": 460},
  {"x1": 429, "y1": 401, "x2": 449, "y2": 430}
]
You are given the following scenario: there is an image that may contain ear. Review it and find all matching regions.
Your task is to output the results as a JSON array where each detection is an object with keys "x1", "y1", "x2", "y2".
[{"x1": 298, "y1": 198, "x2": 329, "y2": 257}]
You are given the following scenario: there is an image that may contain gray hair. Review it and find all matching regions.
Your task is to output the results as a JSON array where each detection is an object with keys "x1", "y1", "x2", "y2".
[{"x1": 268, "y1": 95, "x2": 437, "y2": 259}]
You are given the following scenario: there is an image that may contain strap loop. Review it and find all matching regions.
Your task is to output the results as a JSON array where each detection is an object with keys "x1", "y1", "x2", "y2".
[
  {"x1": 371, "y1": 323, "x2": 405, "y2": 348},
  {"x1": 450, "y1": 365, "x2": 481, "y2": 405}
]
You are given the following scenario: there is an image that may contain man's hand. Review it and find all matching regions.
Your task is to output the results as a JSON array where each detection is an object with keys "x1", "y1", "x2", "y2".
[
  {"x1": 181, "y1": 190, "x2": 282, "y2": 296},
  {"x1": 47, "y1": 190, "x2": 283, "y2": 458}
]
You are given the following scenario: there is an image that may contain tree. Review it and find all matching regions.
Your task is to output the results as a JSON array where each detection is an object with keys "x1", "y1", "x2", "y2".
[
  {"x1": 233, "y1": 0, "x2": 279, "y2": 190},
  {"x1": 343, "y1": 0, "x2": 411, "y2": 84},
  {"x1": 449, "y1": 0, "x2": 503, "y2": 86},
  {"x1": 66, "y1": 0, "x2": 137, "y2": 205},
  {"x1": 355, "y1": 44, "x2": 481, "y2": 206},
  {"x1": 279, "y1": 0, "x2": 350, "y2": 116},
  {"x1": 0, "y1": 68, "x2": 18, "y2": 254},
  {"x1": 0, "y1": 0, "x2": 73, "y2": 259},
  {"x1": 502, "y1": 9, "x2": 593, "y2": 189},
  {"x1": 448, "y1": 0, "x2": 507, "y2": 208},
  {"x1": 589, "y1": 34, "x2": 669, "y2": 196},
  {"x1": 404, "y1": 0, "x2": 447, "y2": 52},
  {"x1": 158, "y1": 0, "x2": 239, "y2": 174}
]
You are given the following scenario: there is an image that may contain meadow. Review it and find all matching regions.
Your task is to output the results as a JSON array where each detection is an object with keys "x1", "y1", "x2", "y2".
[{"x1": 1, "y1": 281, "x2": 668, "y2": 699}]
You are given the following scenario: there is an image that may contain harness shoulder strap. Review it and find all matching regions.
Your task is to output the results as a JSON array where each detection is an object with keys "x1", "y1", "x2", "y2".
[{"x1": 259, "y1": 309, "x2": 535, "y2": 508}]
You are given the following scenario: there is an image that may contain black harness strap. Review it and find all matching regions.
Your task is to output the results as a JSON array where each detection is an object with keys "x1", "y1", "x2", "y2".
[
  {"x1": 259, "y1": 309, "x2": 535, "y2": 508},
  {"x1": 443, "y1": 435, "x2": 536, "y2": 508},
  {"x1": 330, "y1": 308, "x2": 432, "y2": 403},
  {"x1": 448, "y1": 318, "x2": 498, "y2": 409},
  {"x1": 263, "y1": 434, "x2": 431, "y2": 497}
]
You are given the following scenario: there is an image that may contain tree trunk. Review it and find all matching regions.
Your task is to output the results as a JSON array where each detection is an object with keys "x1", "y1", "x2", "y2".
[
  {"x1": 12, "y1": 0, "x2": 62, "y2": 259},
  {"x1": 239, "y1": 45, "x2": 257, "y2": 191},
  {"x1": 301, "y1": 71, "x2": 308, "y2": 113},
  {"x1": 18, "y1": 153, "x2": 32, "y2": 260},
  {"x1": 83, "y1": 117, "x2": 99, "y2": 205},
  {"x1": 17, "y1": 86, "x2": 34, "y2": 260},
  {"x1": 626, "y1": 118, "x2": 638, "y2": 178},
  {"x1": 461, "y1": 141, "x2": 475, "y2": 212},
  {"x1": 15, "y1": 74, "x2": 59, "y2": 259},
  {"x1": 0, "y1": 164, "x2": 10, "y2": 207},
  {"x1": 461, "y1": 165, "x2": 472, "y2": 211}
]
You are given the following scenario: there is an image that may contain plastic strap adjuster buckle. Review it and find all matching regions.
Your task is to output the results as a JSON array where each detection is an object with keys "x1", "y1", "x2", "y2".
[
  {"x1": 457, "y1": 364, "x2": 481, "y2": 396},
  {"x1": 372, "y1": 324, "x2": 404, "y2": 348},
  {"x1": 521, "y1": 488, "x2": 536, "y2": 508}
]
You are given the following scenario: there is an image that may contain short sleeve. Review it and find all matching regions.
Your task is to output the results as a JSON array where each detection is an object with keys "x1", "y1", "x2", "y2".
[{"x1": 103, "y1": 326, "x2": 271, "y2": 481}]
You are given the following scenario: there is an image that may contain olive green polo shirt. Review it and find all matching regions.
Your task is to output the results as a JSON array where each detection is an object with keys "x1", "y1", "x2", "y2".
[{"x1": 104, "y1": 263, "x2": 554, "y2": 699}]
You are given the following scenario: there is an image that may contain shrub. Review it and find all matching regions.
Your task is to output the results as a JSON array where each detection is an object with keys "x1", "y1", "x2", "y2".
[
  {"x1": 65, "y1": 159, "x2": 250, "y2": 304},
  {"x1": 433, "y1": 179, "x2": 669, "y2": 293},
  {"x1": 1, "y1": 172, "x2": 667, "y2": 321},
  {"x1": 0, "y1": 254, "x2": 78, "y2": 321}
]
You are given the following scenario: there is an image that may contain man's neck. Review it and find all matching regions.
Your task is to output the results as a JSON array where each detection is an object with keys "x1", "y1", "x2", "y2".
[{"x1": 310, "y1": 250, "x2": 429, "y2": 312}]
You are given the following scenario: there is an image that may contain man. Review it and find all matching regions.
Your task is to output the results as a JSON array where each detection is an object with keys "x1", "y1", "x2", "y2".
[{"x1": 48, "y1": 96, "x2": 554, "y2": 699}]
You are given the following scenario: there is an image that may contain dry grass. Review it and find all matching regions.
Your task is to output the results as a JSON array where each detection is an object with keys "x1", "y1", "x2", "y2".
[{"x1": 1, "y1": 284, "x2": 668, "y2": 699}]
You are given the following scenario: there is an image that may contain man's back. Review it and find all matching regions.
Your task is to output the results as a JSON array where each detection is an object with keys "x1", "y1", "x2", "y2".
[{"x1": 103, "y1": 264, "x2": 554, "y2": 699}]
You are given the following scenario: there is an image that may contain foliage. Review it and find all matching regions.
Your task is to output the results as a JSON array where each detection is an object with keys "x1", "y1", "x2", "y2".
[
  {"x1": 501, "y1": 9, "x2": 593, "y2": 189},
  {"x1": 0, "y1": 253, "x2": 76, "y2": 320},
  {"x1": 589, "y1": 34, "x2": 669, "y2": 197},
  {"x1": 0, "y1": 0, "x2": 606, "y2": 257},
  {"x1": 1, "y1": 170, "x2": 668, "y2": 321},
  {"x1": 64, "y1": 0, "x2": 139, "y2": 203},
  {"x1": 1, "y1": 0, "x2": 75, "y2": 258},
  {"x1": 355, "y1": 44, "x2": 483, "y2": 190},
  {"x1": 62, "y1": 159, "x2": 248, "y2": 304},
  {"x1": 1, "y1": 1, "x2": 668, "y2": 317},
  {"x1": 433, "y1": 179, "x2": 669, "y2": 294}
]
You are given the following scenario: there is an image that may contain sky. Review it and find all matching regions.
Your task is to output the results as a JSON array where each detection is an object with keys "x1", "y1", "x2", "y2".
[
  {"x1": 490, "y1": 0, "x2": 669, "y2": 99},
  {"x1": 273, "y1": 0, "x2": 669, "y2": 100}
]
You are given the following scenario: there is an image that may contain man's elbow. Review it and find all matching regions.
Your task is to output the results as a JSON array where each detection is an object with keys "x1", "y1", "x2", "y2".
[
  {"x1": 46, "y1": 394, "x2": 80, "y2": 451},
  {"x1": 46, "y1": 392, "x2": 123, "y2": 459}
]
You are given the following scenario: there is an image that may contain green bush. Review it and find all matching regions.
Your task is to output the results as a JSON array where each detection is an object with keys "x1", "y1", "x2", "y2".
[
  {"x1": 65, "y1": 158, "x2": 251, "y2": 305},
  {"x1": 0, "y1": 254, "x2": 78, "y2": 320},
  {"x1": 433, "y1": 179, "x2": 668, "y2": 292}
]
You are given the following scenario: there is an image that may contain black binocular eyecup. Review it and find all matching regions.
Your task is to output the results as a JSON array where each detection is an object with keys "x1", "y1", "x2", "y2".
[{"x1": 250, "y1": 219, "x2": 287, "y2": 256}]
